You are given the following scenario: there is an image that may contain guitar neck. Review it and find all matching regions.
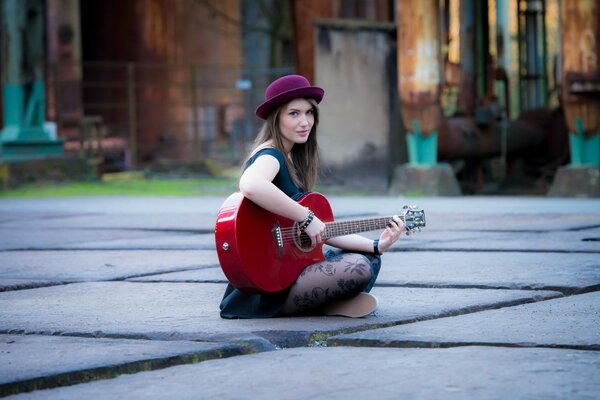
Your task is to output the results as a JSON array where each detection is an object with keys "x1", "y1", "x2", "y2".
[{"x1": 323, "y1": 215, "x2": 401, "y2": 239}]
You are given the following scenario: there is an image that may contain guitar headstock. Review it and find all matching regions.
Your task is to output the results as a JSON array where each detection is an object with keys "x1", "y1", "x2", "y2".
[{"x1": 401, "y1": 205, "x2": 426, "y2": 235}]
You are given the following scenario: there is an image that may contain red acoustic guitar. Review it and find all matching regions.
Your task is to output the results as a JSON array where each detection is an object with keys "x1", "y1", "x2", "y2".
[{"x1": 215, "y1": 192, "x2": 426, "y2": 293}]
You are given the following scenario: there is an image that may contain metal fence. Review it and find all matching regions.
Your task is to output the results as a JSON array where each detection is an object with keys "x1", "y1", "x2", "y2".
[{"x1": 47, "y1": 61, "x2": 293, "y2": 170}]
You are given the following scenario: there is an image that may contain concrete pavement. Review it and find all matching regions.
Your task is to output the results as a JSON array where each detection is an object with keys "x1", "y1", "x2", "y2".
[{"x1": 0, "y1": 194, "x2": 599, "y2": 399}]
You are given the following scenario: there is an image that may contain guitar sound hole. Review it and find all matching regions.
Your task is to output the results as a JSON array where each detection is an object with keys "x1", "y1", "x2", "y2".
[{"x1": 292, "y1": 225, "x2": 315, "y2": 252}]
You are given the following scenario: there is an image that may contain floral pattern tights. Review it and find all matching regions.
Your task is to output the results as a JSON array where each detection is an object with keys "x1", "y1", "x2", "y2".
[{"x1": 280, "y1": 253, "x2": 372, "y2": 315}]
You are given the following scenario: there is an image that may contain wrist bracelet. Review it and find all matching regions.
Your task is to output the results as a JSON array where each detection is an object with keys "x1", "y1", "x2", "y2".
[
  {"x1": 298, "y1": 210, "x2": 314, "y2": 232},
  {"x1": 373, "y1": 239, "x2": 382, "y2": 255}
]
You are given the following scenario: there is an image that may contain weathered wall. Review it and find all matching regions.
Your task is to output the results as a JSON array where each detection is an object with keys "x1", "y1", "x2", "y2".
[
  {"x1": 79, "y1": 0, "x2": 243, "y2": 163},
  {"x1": 314, "y1": 20, "x2": 398, "y2": 190},
  {"x1": 291, "y1": 0, "x2": 393, "y2": 83}
]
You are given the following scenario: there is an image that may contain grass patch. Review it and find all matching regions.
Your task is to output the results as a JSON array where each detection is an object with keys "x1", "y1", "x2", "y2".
[{"x1": 0, "y1": 176, "x2": 239, "y2": 198}]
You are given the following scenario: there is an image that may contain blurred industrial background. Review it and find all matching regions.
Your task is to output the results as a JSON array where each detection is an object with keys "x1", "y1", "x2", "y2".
[{"x1": 0, "y1": 0, "x2": 598, "y2": 195}]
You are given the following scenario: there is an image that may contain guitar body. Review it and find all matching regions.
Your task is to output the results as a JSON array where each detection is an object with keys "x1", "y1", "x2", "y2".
[{"x1": 215, "y1": 192, "x2": 335, "y2": 293}]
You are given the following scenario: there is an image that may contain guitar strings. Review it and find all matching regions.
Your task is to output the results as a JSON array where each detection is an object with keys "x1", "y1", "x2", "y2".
[
  {"x1": 277, "y1": 217, "x2": 402, "y2": 233},
  {"x1": 276, "y1": 216, "x2": 405, "y2": 241}
]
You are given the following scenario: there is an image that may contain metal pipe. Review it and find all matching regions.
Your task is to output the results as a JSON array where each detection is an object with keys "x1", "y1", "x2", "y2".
[{"x1": 437, "y1": 116, "x2": 545, "y2": 159}]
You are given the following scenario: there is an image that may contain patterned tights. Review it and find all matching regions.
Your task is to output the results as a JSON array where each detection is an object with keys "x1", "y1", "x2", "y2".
[{"x1": 280, "y1": 252, "x2": 373, "y2": 315}]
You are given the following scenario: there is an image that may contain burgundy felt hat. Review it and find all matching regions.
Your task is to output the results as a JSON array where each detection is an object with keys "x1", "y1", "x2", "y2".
[{"x1": 255, "y1": 75, "x2": 324, "y2": 120}]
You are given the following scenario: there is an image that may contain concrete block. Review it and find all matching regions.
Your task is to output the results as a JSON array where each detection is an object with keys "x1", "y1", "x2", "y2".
[
  {"x1": 127, "y1": 267, "x2": 225, "y2": 283},
  {"x1": 549, "y1": 166, "x2": 600, "y2": 197},
  {"x1": 0, "y1": 279, "x2": 56, "y2": 292},
  {"x1": 0, "y1": 228, "x2": 180, "y2": 251},
  {"x1": 0, "y1": 334, "x2": 255, "y2": 396},
  {"x1": 421, "y1": 212, "x2": 600, "y2": 231},
  {"x1": 327, "y1": 196, "x2": 600, "y2": 216},
  {"x1": 65, "y1": 233, "x2": 215, "y2": 251},
  {"x1": 329, "y1": 291, "x2": 600, "y2": 350},
  {"x1": 388, "y1": 164, "x2": 461, "y2": 196},
  {"x1": 0, "y1": 250, "x2": 217, "y2": 283},
  {"x1": 0, "y1": 227, "x2": 214, "y2": 251},
  {"x1": 12, "y1": 347, "x2": 600, "y2": 399},
  {"x1": 0, "y1": 282, "x2": 560, "y2": 348},
  {"x1": 377, "y1": 251, "x2": 600, "y2": 293},
  {"x1": 1, "y1": 213, "x2": 217, "y2": 232},
  {"x1": 395, "y1": 227, "x2": 600, "y2": 253},
  {"x1": 128, "y1": 250, "x2": 600, "y2": 294},
  {"x1": 0, "y1": 196, "x2": 226, "y2": 215}
]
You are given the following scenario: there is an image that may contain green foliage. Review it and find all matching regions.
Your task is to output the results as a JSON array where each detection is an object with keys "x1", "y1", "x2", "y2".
[{"x1": 0, "y1": 177, "x2": 238, "y2": 198}]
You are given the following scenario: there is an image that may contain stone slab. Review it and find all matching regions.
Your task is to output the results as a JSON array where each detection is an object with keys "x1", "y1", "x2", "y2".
[
  {"x1": 0, "y1": 279, "x2": 56, "y2": 292},
  {"x1": 64, "y1": 233, "x2": 215, "y2": 250},
  {"x1": 0, "y1": 214, "x2": 217, "y2": 232},
  {"x1": 2, "y1": 196, "x2": 599, "y2": 219},
  {"x1": 76, "y1": 226, "x2": 600, "y2": 252},
  {"x1": 327, "y1": 195, "x2": 600, "y2": 216},
  {"x1": 0, "y1": 228, "x2": 183, "y2": 251},
  {"x1": 0, "y1": 197, "x2": 227, "y2": 215},
  {"x1": 0, "y1": 250, "x2": 217, "y2": 283},
  {"x1": 422, "y1": 212, "x2": 600, "y2": 231},
  {"x1": 8, "y1": 217, "x2": 596, "y2": 252},
  {"x1": 0, "y1": 334, "x2": 257, "y2": 396},
  {"x1": 0, "y1": 212, "x2": 86, "y2": 224},
  {"x1": 129, "y1": 250, "x2": 600, "y2": 295},
  {"x1": 397, "y1": 227, "x2": 600, "y2": 253},
  {"x1": 0, "y1": 227, "x2": 214, "y2": 250},
  {"x1": 127, "y1": 267, "x2": 225, "y2": 283},
  {"x1": 0, "y1": 282, "x2": 560, "y2": 347},
  {"x1": 376, "y1": 251, "x2": 600, "y2": 293},
  {"x1": 3, "y1": 210, "x2": 599, "y2": 233},
  {"x1": 10, "y1": 347, "x2": 600, "y2": 400},
  {"x1": 329, "y1": 291, "x2": 600, "y2": 350}
]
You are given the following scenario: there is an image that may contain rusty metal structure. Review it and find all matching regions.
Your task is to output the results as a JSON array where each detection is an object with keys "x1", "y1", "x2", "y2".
[
  {"x1": 296, "y1": 0, "x2": 599, "y2": 193},
  {"x1": 0, "y1": 0, "x2": 64, "y2": 159},
  {"x1": 395, "y1": 0, "x2": 598, "y2": 193},
  {"x1": 396, "y1": 0, "x2": 442, "y2": 165},
  {"x1": 0, "y1": 0, "x2": 598, "y2": 194},
  {"x1": 560, "y1": 0, "x2": 600, "y2": 166}
]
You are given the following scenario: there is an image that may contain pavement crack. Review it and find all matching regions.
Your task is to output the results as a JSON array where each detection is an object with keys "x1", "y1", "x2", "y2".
[
  {"x1": 390, "y1": 248, "x2": 600, "y2": 254},
  {"x1": 118, "y1": 265, "x2": 218, "y2": 281},
  {"x1": 0, "y1": 343, "x2": 252, "y2": 397},
  {"x1": 374, "y1": 282, "x2": 600, "y2": 296},
  {"x1": 328, "y1": 340, "x2": 600, "y2": 352}
]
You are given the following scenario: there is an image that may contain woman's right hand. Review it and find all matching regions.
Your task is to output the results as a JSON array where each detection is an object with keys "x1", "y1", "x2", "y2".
[{"x1": 302, "y1": 214, "x2": 326, "y2": 247}]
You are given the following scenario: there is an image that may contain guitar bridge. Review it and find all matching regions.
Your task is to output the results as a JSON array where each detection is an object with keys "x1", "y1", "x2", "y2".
[{"x1": 272, "y1": 222, "x2": 283, "y2": 260}]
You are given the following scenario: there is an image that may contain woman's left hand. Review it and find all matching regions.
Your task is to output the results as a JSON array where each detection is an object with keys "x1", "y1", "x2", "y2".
[{"x1": 377, "y1": 215, "x2": 404, "y2": 253}]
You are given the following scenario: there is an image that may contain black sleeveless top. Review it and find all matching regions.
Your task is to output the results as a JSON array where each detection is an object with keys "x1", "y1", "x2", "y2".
[
  {"x1": 244, "y1": 148, "x2": 304, "y2": 200},
  {"x1": 219, "y1": 148, "x2": 302, "y2": 318}
]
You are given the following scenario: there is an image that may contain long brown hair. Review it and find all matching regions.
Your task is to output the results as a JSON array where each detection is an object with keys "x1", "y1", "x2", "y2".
[{"x1": 246, "y1": 98, "x2": 319, "y2": 191}]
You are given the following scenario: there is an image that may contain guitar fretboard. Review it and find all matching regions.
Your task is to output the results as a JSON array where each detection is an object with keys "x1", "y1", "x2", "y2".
[{"x1": 323, "y1": 216, "x2": 404, "y2": 239}]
